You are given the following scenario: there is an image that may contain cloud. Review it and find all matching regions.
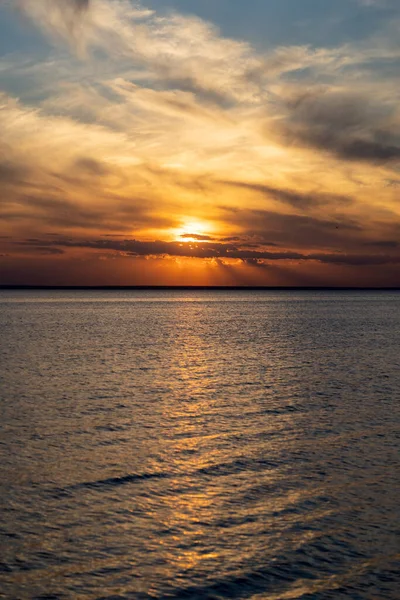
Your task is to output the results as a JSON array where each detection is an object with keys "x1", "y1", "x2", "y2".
[
  {"x1": 16, "y1": 237, "x2": 400, "y2": 267},
  {"x1": 14, "y1": 0, "x2": 264, "y2": 102},
  {"x1": 32, "y1": 246, "x2": 65, "y2": 255},
  {"x1": 220, "y1": 236, "x2": 247, "y2": 243},
  {"x1": 0, "y1": 79, "x2": 399, "y2": 256},
  {"x1": 357, "y1": 0, "x2": 395, "y2": 8},
  {"x1": 73, "y1": 157, "x2": 110, "y2": 176},
  {"x1": 219, "y1": 206, "x2": 366, "y2": 251},
  {"x1": 16, "y1": 0, "x2": 91, "y2": 52},
  {"x1": 306, "y1": 252, "x2": 400, "y2": 266},
  {"x1": 1, "y1": 0, "x2": 400, "y2": 285},
  {"x1": 180, "y1": 233, "x2": 216, "y2": 241},
  {"x1": 364, "y1": 240, "x2": 399, "y2": 248},
  {"x1": 1, "y1": 192, "x2": 177, "y2": 233},
  {"x1": 18, "y1": 0, "x2": 90, "y2": 15},
  {"x1": 16, "y1": 237, "x2": 304, "y2": 260},
  {"x1": 218, "y1": 180, "x2": 353, "y2": 210},
  {"x1": 276, "y1": 88, "x2": 400, "y2": 164},
  {"x1": 0, "y1": 92, "x2": 185, "y2": 234},
  {"x1": 0, "y1": 161, "x2": 31, "y2": 186}
]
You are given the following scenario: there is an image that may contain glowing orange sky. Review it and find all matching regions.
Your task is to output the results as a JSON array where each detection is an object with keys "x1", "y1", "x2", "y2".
[{"x1": 0, "y1": 0, "x2": 399, "y2": 286}]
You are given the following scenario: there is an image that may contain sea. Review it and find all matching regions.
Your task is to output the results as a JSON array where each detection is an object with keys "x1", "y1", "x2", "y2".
[{"x1": 0, "y1": 289, "x2": 399, "y2": 600}]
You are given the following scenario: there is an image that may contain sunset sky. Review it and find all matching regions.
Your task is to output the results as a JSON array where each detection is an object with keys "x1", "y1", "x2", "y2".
[{"x1": 0, "y1": 0, "x2": 399, "y2": 286}]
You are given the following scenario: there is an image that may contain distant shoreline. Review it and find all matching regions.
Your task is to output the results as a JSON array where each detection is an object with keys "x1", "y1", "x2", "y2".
[{"x1": 1, "y1": 286, "x2": 399, "y2": 292}]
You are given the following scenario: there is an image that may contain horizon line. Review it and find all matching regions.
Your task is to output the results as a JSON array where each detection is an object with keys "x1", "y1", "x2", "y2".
[{"x1": 1, "y1": 285, "x2": 400, "y2": 291}]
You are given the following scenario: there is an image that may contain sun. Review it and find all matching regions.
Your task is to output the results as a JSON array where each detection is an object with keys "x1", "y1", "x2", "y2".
[{"x1": 173, "y1": 220, "x2": 212, "y2": 242}]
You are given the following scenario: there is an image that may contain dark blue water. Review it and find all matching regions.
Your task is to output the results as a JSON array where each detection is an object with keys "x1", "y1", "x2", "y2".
[{"x1": 0, "y1": 290, "x2": 399, "y2": 599}]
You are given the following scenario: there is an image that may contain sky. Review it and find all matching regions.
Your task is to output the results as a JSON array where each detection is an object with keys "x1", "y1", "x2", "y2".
[{"x1": 0, "y1": 0, "x2": 399, "y2": 286}]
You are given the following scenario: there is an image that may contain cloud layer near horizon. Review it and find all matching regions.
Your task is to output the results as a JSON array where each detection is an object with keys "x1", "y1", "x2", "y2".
[{"x1": 0, "y1": 0, "x2": 399, "y2": 285}]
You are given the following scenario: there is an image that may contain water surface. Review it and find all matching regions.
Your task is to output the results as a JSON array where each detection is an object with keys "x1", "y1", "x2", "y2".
[{"x1": 0, "y1": 290, "x2": 399, "y2": 599}]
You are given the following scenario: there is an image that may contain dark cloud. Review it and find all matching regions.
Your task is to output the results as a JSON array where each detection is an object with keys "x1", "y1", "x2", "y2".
[
  {"x1": 54, "y1": 0, "x2": 90, "y2": 13},
  {"x1": 220, "y1": 207, "x2": 363, "y2": 251},
  {"x1": 73, "y1": 0, "x2": 89, "y2": 9},
  {"x1": 364, "y1": 240, "x2": 399, "y2": 248},
  {"x1": 217, "y1": 235, "x2": 281, "y2": 245},
  {"x1": 242, "y1": 258, "x2": 268, "y2": 268},
  {"x1": 152, "y1": 74, "x2": 236, "y2": 107},
  {"x1": 220, "y1": 236, "x2": 244, "y2": 242},
  {"x1": 33, "y1": 246, "x2": 65, "y2": 255},
  {"x1": 337, "y1": 139, "x2": 400, "y2": 162},
  {"x1": 51, "y1": 158, "x2": 114, "y2": 188},
  {"x1": 181, "y1": 233, "x2": 216, "y2": 241},
  {"x1": 0, "y1": 161, "x2": 30, "y2": 187},
  {"x1": 18, "y1": 237, "x2": 400, "y2": 267},
  {"x1": 18, "y1": 237, "x2": 304, "y2": 261},
  {"x1": 218, "y1": 180, "x2": 352, "y2": 209},
  {"x1": 385, "y1": 179, "x2": 400, "y2": 188},
  {"x1": 0, "y1": 155, "x2": 183, "y2": 234},
  {"x1": 278, "y1": 89, "x2": 400, "y2": 163},
  {"x1": 0, "y1": 193, "x2": 177, "y2": 232},
  {"x1": 307, "y1": 252, "x2": 400, "y2": 266},
  {"x1": 102, "y1": 234, "x2": 134, "y2": 238},
  {"x1": 74, "y1": 157, "x2": 109, "y2": 176}
]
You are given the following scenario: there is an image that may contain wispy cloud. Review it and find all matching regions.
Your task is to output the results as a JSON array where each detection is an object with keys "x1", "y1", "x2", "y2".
[{"x1": 15, "y1": 0, "x2": 92, "y2": 53}]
